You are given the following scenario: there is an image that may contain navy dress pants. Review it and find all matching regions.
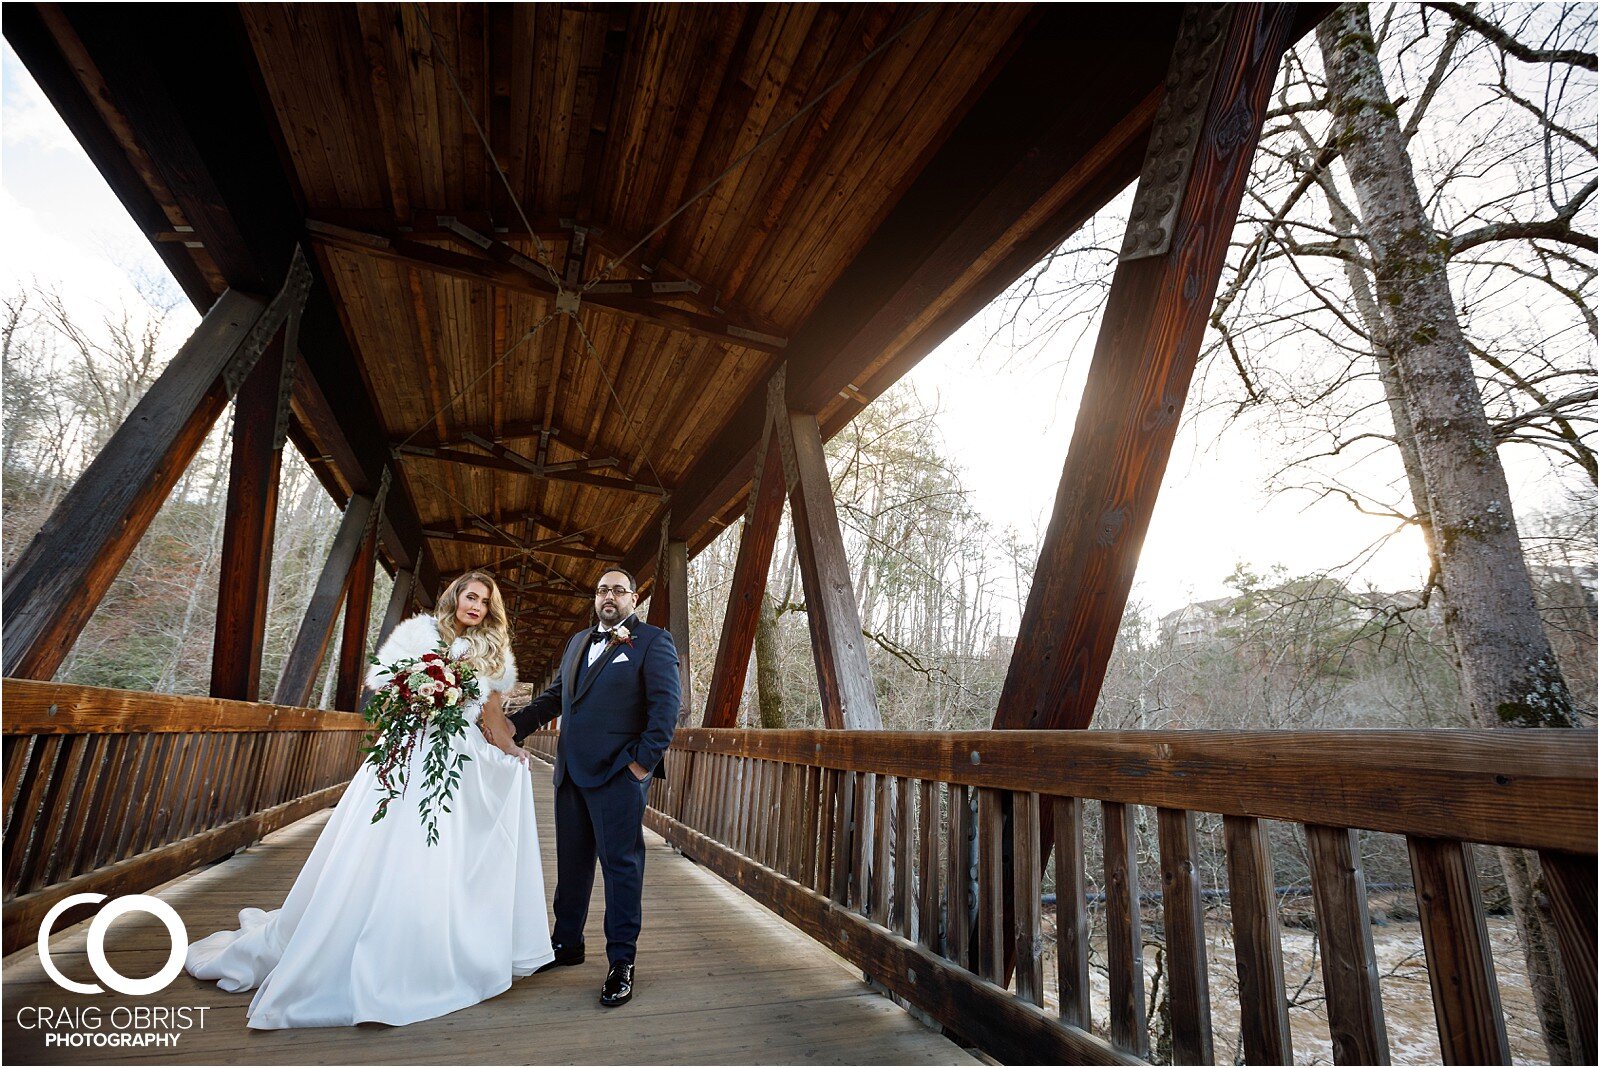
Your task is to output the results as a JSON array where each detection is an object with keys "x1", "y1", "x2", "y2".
[{"x1": 550, "y1": 771, "x2": 649, "y2": 964}]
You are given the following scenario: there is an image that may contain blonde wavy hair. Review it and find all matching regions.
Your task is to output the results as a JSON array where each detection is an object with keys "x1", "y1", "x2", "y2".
[{"x1": 434, "y1": 570, "x2": 513, "y2": 681}]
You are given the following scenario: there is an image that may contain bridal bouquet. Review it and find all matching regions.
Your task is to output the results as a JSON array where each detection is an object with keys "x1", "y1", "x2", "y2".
[{"x1": 361, "y1": 646, "x2": 480, "y2": 846}]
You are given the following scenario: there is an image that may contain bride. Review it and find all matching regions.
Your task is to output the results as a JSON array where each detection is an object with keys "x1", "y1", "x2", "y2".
[{"x1": 186, "y1": 571, "x2": 555, "y2": 1028}]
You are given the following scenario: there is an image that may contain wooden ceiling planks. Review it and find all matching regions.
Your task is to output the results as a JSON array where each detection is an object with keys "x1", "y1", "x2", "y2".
[{"x1": 15, "y1": 1, "x2": 1197, "y2": 667}]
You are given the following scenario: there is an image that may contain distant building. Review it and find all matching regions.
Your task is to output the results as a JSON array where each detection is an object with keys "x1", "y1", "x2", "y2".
[{"x1": 1158, "y1": 598, "x2": 1233, "y2": 647}]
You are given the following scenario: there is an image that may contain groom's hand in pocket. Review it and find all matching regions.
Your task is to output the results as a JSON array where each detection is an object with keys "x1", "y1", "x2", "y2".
[{"x1": 627, "y1": 760, "x2": 650, "y2": 783}]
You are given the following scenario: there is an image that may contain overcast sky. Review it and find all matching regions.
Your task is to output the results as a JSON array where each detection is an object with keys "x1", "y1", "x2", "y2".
[{"x1": 0, "y1": 39, "x2": 1498, "y2": 624}]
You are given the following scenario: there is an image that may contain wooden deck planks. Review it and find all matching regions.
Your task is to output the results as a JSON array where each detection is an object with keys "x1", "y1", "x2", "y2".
[{"x1": 3, "y1": 759, "x2": 978, "y2": 1067}]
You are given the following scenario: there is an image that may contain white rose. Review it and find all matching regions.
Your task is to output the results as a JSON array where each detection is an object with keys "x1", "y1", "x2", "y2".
[{"x1": 445, "y1": 687, "x2": 462, "y2": 705}]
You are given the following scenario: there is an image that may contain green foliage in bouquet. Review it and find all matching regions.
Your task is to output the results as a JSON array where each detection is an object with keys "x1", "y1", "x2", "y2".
[{"x1": 361, "y1": 644, "x2": 480, "y2": 846}]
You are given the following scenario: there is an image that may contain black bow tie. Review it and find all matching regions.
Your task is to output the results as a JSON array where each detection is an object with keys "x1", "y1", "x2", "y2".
[{"x1": 589, "y1": 631, "x2": 611, "y2": 646}]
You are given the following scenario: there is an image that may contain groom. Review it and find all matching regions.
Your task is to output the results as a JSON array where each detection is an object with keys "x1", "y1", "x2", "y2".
[{"x1": 509, "y1": 567, "x2": 680, "y2": 1008}]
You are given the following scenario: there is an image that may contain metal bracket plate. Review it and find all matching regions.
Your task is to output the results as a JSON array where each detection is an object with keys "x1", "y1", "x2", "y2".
[
  {"x1": 224, "y1": 244, "x2": 313, "y2": 396},
  {"x1": 1119, "y1": 5, "x2": 1231, "y2": 262}
]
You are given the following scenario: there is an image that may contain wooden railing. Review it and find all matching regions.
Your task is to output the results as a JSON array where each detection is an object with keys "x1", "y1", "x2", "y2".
[
  {"x1": 527, "y1": 726, "x2": 1596, "y2": 1066},
  {"x1": 2, "y1": 679, "x2": 365, "y2": 953}
]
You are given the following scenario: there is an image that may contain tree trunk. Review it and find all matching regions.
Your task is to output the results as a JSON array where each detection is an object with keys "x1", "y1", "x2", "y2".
[
  {"x1": 754, "y1": 590, "x2": 785, "y2": 729},
  {"x1": 1320, "y1": 7, "x2": 1580, "y2": 1059}
]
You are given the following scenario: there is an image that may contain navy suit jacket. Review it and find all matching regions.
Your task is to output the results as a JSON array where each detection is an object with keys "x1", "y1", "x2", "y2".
[{"x1": 509, "y1": 615, "x2": 681, "y2": 788}]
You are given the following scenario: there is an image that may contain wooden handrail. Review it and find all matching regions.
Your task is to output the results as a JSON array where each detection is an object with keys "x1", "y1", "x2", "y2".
[
  {"x1": 665, "y1": 726, "x2": 1597, "y2": 853},
  {"x1": 3, "y1": 680, "x2": 363, "y2": 955},
  {"x1": 525, "y1": 726, "x2": 1597, "y2": 1065},
  {"x1": 4, "y1": 679, "x2": 366, "y2": 734}
]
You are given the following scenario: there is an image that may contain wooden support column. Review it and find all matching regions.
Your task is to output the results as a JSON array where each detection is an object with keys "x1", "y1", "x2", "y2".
[
  {"x1": 664, "y1": 540, "x2": 692, "y2": 725},
  {"x1": 702, "y1": 438, "x2": 786, "y2": 728},
  {"x1": 993, "y1": 5, "x2": 1298, "y2": 733},
  {"x1": 771, "y1": 376, "x2": 881, "y2": 730},
  {"x1": 376, "y1": 565, "x2": 418, "y2": 651},
  {"x1": 273, "y1": 492, "x2": 377, "y2": 708},
  {"x1": 3, "y1": 289, "x2": 279, "y2": 681},
  {"x1": 334, "y1": 519, "x2": 379, "y2": 712},
  {"x1": 210, "y1": 327, "x2": 296, "y2": 701},
  {"x1": 642, "y1": 517, "x2": 692, "y2": 723}
]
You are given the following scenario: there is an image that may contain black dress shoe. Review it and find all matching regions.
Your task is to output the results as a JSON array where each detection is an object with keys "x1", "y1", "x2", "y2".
[
  {"x1": 535, "y1": 942, "x2": 585, "y2": 973},
  {"x1": 599, "y1": 961, "x2": 634, "y2": 1007}
]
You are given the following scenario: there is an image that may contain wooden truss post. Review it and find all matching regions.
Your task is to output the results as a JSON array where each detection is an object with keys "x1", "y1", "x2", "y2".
[
  {"x1": 645, "y1": 516, "x2": 694, "y2": 724},
  {"x1": 702, "y1": 438, "x2": 787, "y2": 728},
  {"x1": 333, "y1": 517, "x2": 379, "y2": 712},
  {"x1": 375, "y1": 564, "x2": 418, "y2": 651},
  {"x1": 272, "y1": 487, "x2": 381, "y2": 708},
  {"x1": 985, "y1": 4, "x2": 1299, "y2": 991},
  {"x1": 3, "y1": 252, "x2": 311, "y2": 682},
  {"x1": 994, "y1": 5, "x2": 1297, "y2": 733},
  {"x1": 770, "y1": 374, "x2": 882, "y2": 731},
  {"x1": 210, "y1": 319, "x2": 299, "y2": 700}
]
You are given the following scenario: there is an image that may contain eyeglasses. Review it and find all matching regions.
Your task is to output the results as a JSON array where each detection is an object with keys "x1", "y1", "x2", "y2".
[{"x1": 595, "y1": 585, "x2": 634, "y2": 597}]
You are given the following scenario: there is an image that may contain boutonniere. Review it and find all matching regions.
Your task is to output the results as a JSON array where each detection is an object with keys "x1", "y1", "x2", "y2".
[{"x1": 609, "y1": 624, "x2": 634, "y2": 648}]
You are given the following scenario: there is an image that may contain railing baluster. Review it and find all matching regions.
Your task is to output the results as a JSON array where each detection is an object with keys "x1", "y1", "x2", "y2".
[
  {"x1": 731, "y1": 756, "x2": 749, "y2": 854},
  {"x1": 831, "y1": 771, "x2": 854, "y2": 906},
  {"x1": 1224, "y1": 815, "x2": 1294, "y2": 1064},
  {"x1": 710, "y1": 751, "x2": 724, "y2": 835},
  {"x1": 774, "y1": 761, "x2": 788, "y2": 871},
  {"x1": 764, "y1": 760, "x2": 781, "y2": 869},
  {"x1": 231, "y1": 732, "x2": 264, "y2": 822},
  {"x1": 917, "y1": 779, "x2": 939, "y2": 952},
  {"x1": 947, "y1": 782, "x2": 971, "y2": 968},
  {"x1": 204, "y1": 733, "x2": 242, "y2": 835},
  {"x1": 64, "y1": 735, "x2": 117, "y2": 880},
  {"x1": 1306, "y1": 824, "x2": 1390, "y2": 1065},
  {"x1": 750, "y1": 759, "x2": 766, "y2": 862},
  {"x1": 768, "y1": 757, "x2": 787, "y2": 869},
  {"x1": 6, "y1": 735, "x2": 64, "y2": 895},
  {"x1": 1103, "y1": 800, "x2": 1148, "y2": 1058},
  {"x1": 873, "y1": 773, "x2": 892, "y2": 923},
  {"x1": 852, "y1": 771, "x2": 873, "y2": 914},
  {"x1": 2, "y1": 735, "x2": 36, "y2": 841},
  {"x1": 1539, "y1": 848, "x2": 1597, "y2": 1064},
  {"x1": 819, "y1": 766, "x2": 840, "y2": 900},
  {"x1": 41, "y1": 738, "x2": 103, "y2": 888},
  {"x1": 19, "y1": 734, "x2": 81, "y2": 894},
  {"x1": 1054, "y1": 795, "x2": 1090, "y2": 1029},
  {"x1": 40, "y1": 734, "x2": 99, "y2": 888},
  {"x1": 1407, "y1": 837, "x2": 1509, "y2": 1065},
  {"x1": 801, "y1": 764, "x2": 821, "y2": 889},
  {"x1": 688, "y1": 751, "x2": 706, "y2": 832},
  {"x1": 977, "y1": 787, "x2": 1005, "y2": 984},
  {"x1": 747, "y1": 758, "x2": 761, "y2": 860},
  {"x1": 770, "y1": 761, "x2": 787, "y2": 872},
  {"x1": 105, "y1": 734, "x2": 155, "y2": 867},
  {"x1": 894, "y1": 775, "x2": 913, "y2": 938},
  {"x1": 1013, "y1": 790, "x2": 1043, "y2": 1006},
  {"x1": 1158, "y1": 807, "x2": 1213, "y2": 1064},
  {"x1": 174, "y1": 733, "x2": 214, "y2": 840}
]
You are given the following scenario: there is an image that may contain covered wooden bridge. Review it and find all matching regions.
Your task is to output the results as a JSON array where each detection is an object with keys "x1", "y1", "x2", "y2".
[{"x1": 4, "y1": 4, "x2": 1595, "y2": 1064}]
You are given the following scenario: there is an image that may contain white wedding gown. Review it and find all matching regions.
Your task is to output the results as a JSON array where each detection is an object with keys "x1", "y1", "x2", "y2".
[{"x1": 186, "y1": 622, "x2": 554, "y2": 1029}]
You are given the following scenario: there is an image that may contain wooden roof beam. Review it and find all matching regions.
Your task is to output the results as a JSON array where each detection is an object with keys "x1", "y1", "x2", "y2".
[
  {"x1": 421, "y1": 525, "x2": 624, "y2": 564},
  {"x1": 394, "y1": 441, "x2": 663, "y2": 495},
  {"x1": 499, "y1": 580, "x2": 592, "y2": 602},
  {"x1": 619, "y1": 7, "x2": 1184, "y2": 584},
  {"x1": 441, "y1": 556, "x2": 588, "y2": 596},
  {"x1": 305, "y1": 219, "x2": 787, "y2": 353}
]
